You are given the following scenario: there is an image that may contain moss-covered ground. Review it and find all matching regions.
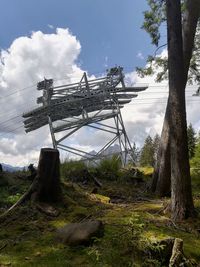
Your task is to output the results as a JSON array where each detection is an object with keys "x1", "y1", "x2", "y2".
[{"x1": 0, "y1": 166, "x2": 200, "y2": 266}]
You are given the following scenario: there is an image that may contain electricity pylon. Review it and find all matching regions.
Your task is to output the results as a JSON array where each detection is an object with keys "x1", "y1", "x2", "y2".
[{"x1": 23, "y1": 67, "x2": 147, "y2": 165}]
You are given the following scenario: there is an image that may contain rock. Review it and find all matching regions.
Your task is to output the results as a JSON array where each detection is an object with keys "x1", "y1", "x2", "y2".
[{"x1": 56, "y1": 220, "x2": 104, "y2": 246}]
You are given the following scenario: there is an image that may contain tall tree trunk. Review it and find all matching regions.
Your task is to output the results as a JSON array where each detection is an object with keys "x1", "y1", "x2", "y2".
[
  {"x1": 151, "y1": 101, "x2": 171, "y2": 196},
  {"x1": 153, "y1": 0, "x2": 200, "y2": 197},
  {"x1": 35, "y1": 148, "x2": 62, "y2": 203},
  {"x1": 167, "y1": 0, "x2": 195, "y2": 220}
]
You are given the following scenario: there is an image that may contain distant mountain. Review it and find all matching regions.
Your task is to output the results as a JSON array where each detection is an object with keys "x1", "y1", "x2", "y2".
[
  {"x1": 103, "y1": 144, "x2": 121, "y2": 156},
  {"x1": 83, "y1": 144, "x2": 132, "y2": 163},
  {"x1": 1, "y1": 163, "x2": 24, "y2": 172},
  {"x1": 84, "y1": 144, "x2": 121, "y2": 160}
]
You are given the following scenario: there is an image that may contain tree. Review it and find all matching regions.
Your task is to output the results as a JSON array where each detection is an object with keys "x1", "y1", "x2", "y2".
[
  {"x1": 34, "y1": 148, "x2": 62, "y2": 203},
  {"x1": 187, "y1": 123, "x2": 196, "y2": 159},
  {"x1": 139, "y1": 1, "x2": 200, "y2": 199},
  {"x1": 130, "y1": 142, "x2": 140, "y2": 165},
  {"x1": 0, "y1": 148, "x2": 62, "y2": 219},
  {"x1": 191, "y1": 143, "x2": 200, "y2": 168},
  {"x1": 167, "y1": 0, "x2": 195, "y2": 220},
  {"x1": 151, "y1": 105, "x2": 171, "y2": 196},
  {"x1": 140, "y1": 135, "x2": 154, "y2": 167},
  {"x1": 153, "y1": 134, "x2": 161, "y2": 163},
  {"x1": 139, "y1": 0, "x2": 200, "y2": 220}
]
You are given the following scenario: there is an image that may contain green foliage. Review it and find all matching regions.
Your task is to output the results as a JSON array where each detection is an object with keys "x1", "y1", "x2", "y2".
[
  {"x1": 190, "y1": 142, "x2": 200, "y2": 169},
  {"x1": 7, "y1": 193, "x2": 21, "y2": 204},
  {"x1": 139, "y1": 134, "x2": 161, "y2": 167},
  {"x1": 138, "y1": 1, "x2": 200, "y2": 87},
  {"x1": 142, "y1": 0, "x2": 166, "y2": 46},
  {"x1": 187, "y1": 123, "x2": 196, "y2": 159},
  {"x1": 140, "y1": 135, "x2": 155, "y2": 167},
  {"x1": 130, "y1": 142, "x2": 140, "y2": 165},
  {"x1": 0, "y1": 170, "x2": 200, "y2": 266},
  {"x1": 97, "y1": 155, "x2": 122, "y2": 180},
  {"x1": 60, "y1": 156, "x2": 123, "y2": 183},
  {"x1": 189, "y1": 21, "x2": 200, "y2": 85},
  {"x1": 61, "y1": 159, "x2": 86, "y2": 180}
]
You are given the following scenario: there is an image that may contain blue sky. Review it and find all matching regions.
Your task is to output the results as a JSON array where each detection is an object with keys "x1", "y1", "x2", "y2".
[
  {"x1": 0, "y1": 0, "x2": 153, "y2": 75},
  {"x1": 1, "y1": 0, "x2": 198, "y2": 166}
]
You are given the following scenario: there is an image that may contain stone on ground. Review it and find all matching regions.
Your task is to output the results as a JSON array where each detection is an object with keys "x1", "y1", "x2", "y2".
[{"x1": 56, "y1": 220, "x2": 104, "y2": 246}]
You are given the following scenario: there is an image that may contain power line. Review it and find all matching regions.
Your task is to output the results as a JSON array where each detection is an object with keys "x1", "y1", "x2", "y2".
[
  {"x1": 0, "y1": 95, "x2": 199, "y2": 126},
  {"x1": 0, "y1": 115, "x2": 21, "y2": 126},
  {"x1": 0, "y1": 125, "x2": 24, "y2": 138},
  {"x1": 0, "y1": 84, "x2": 36, "y2": 101},
  {"x1": 0, "y1": 72, "x2": 198, "y2": 102}
]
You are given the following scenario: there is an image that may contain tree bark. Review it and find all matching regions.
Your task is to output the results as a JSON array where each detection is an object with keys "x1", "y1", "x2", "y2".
[
  {"x1": 35, "y1": 148, "x2": 62, "y2": 203},
  {"x1": 151, "y1": 101, "x2": 171, "y2": 196},
  {"x1": 167, "y1": 0, "x2": 195, "y2": 220},
  {"x1": 153, "y1": 0, "x2": 200, "y2": 198}
]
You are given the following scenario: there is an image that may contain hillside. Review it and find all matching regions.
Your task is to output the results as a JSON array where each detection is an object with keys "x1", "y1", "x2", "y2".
[{"x1": 0, "y1": 165, "x2": 200, "y2": 266}]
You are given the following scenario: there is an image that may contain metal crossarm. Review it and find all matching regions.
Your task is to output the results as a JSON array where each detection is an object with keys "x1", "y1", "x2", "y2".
[{"x1": 22, "y1": 66, "x2": 148, "y2": 165}]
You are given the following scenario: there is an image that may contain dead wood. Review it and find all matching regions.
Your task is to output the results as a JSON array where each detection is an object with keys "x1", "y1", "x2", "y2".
[{"x1": 0, "y1": 148, "x2": 62, "y2": 221}]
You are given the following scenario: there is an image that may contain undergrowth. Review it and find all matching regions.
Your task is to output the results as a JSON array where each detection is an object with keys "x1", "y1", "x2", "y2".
[{"x1": 0, "y1": 164, "x2": 199, "y2": 266}]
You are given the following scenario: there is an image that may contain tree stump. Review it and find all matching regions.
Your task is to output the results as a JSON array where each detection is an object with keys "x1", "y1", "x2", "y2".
[
  {"x1": 169, "y1": 238, "x2": 184, "y2": 266},
  {"x1": 0, "y1": 164, "x2": 3, "y2": 173},
  {"x1": 35, "y1": 148, "x2": 62, "y2": 203},
  {"x1": 0, "y1": 148, "x2": 62, "y2": 220}
]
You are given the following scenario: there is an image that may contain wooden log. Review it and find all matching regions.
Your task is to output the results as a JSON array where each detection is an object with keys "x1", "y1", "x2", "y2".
[
  {"x1": 169, "y1": 238, "x2": 184, "y2": 266},
  {"x1": 35, "y1": 148, "x2": 62, "y2": 203}
]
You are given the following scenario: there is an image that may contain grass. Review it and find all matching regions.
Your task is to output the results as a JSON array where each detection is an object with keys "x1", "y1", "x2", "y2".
[{"x1": 0, "y1": 166, "x2": 200, "y2": 266}]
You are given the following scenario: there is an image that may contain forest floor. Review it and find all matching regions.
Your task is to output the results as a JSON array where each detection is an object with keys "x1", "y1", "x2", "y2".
[{"x1": 0, "y1": 167, "x2": 200, "y2": 267}]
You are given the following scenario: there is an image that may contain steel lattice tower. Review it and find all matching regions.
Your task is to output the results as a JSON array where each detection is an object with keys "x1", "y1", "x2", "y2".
[{"x1": 23, "y1": 67, "x2": 147, "y2": 165}]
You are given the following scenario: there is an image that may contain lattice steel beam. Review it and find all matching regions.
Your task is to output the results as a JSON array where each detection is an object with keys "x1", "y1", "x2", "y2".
[{"x1": 22, "y1": 67, "x2": 148, "y2": 165}]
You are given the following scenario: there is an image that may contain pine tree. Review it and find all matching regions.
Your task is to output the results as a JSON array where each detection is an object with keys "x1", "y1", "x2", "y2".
[
  {"x1": 140, "y1": 135, "x2": 154, "y2": 167},
  {"x1": 139, "y1": 0, "x2": 199, "y2": 220},
  {"x1": 191, "y1": 142, "x2": 200, "y2": 168},
  {"x1": 130, "y1": 142, "x2": 140, "y2": 165},
  {"x1": 187, "y1": 123, "x2": 196, "y2": 159}
]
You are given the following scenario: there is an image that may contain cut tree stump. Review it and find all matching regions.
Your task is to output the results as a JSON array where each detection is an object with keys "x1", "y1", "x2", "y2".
[
  {"x1": 34, "y1": 148, "x2": 62, "y2": 203},
  {"x1": 0, "y1": 148, "x2": 62, "y2": 220}
]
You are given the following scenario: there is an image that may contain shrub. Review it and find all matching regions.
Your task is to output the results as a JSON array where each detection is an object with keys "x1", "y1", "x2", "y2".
[
  {"x1": 96, "y1": 155, "x2": 122, "y2": 180},
  {"x1": 61, "y1": 160, "x2": 87, "y2": 181}
]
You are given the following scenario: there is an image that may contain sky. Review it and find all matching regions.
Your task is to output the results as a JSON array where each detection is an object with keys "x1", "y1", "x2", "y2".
[
  {"x1": 0, "y1": 0, "x2": 199, "y2": 166},
  {"x1": 0, "y1": 0, "x2": 153, "y2": 73}
]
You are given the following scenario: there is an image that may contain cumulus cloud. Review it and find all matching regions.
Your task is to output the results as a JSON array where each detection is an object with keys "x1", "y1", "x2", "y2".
[
  {"x1": 0, "y1": 33, "x2": 199, "y2": 167},
  {"x1": 122, "y1": 48, "x2": 199, "y2": 146},
  {"x1": 0, "y1": 28, "x2": 84, "y2": 165},
  {"x1": 136, "y1": 51, "x2": 144, "y2": 60}
]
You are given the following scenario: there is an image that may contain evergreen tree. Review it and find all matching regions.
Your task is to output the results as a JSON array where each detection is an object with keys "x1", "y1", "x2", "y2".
[
  {"x1": 130, "y1": 142, "x2": 140, "y2": 165},
  {"x1": 191, "y1": 142, "x2": 200, "y2": 168},
  {"x1": 187, "y1": 123, "x2": 196, "y2": 159},
  {"x1": 140, "y1": 135, "x2": 154, "y2": 167},
  {"x1": 139, "y1": 0, "x2": 199, "y2": 220}
]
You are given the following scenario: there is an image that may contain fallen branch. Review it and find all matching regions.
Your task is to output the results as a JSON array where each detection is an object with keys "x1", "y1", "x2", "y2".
[
  {"x1": 0, "y1": 178, "x2": 38, "y2": 220},
  {"x1": 0, "y1": 243, "x2": 7, "y2": 251}
]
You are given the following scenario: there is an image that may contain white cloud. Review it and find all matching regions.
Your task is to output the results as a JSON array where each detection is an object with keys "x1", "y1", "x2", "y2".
[
  {"x1": 136, "y1": 51, "x2": 144, "y2": 60},
  {"x1": 48, "y1": 24, "x2": 54, "y2": 29},
  {"x1": 122, "y1": 48, "x2": 199, "y2": 147},
  {"x1": 0, "y1": 28, "x2": 84, "y2": 166},
  {"x1": 0, "y1": 35, "x2": 199, "y2": 167}
]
